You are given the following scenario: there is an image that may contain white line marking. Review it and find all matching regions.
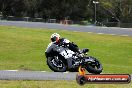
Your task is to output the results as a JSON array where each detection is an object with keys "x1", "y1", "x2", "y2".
[
  {"x1": 68, "y1": 30, "x2": 130, "y2": 37},
  {"x1": 121, "y1": 35, "x2": 129, "y2": 36},
  {"x1": 41, "y1": 71, "x2": 46, "y2": 72},
  {"x1": 122, "y1": 28, "x2": 129, "y2": 30},
  {"x1": 63, "y1": 72, "x2": 69, "y2": 74},
  {"x1": 87, "y1": 32, "x2": 92, "y2": 33},
  {"x1": 5, "y1": 70, "x2": 18, "y2": 72},
  {"x1": 108, "y1": 34, "x2": 116, "y2": 36},
  {"x1": 97, "y1": 33, "x2": 104, "y2": 35}
]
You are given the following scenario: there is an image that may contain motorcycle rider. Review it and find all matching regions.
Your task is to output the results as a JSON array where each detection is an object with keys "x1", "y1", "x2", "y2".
[
  {"x1": 50, "y1": 33, "x2": 81, "y2": 54},
  {"x1": 45, "y1": 33, "x2": 102, "y2": 73},
  {"x1": 49, "y1": 33, "x2": 89, "y2": 69}
]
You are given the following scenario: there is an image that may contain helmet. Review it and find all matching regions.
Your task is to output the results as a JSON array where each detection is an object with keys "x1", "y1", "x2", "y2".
[{"x1": 51, "y1": 33, "x2": 60, "y2": 42}]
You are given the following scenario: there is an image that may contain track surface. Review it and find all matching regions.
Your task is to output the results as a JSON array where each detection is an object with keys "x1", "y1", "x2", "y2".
[
  {"x1": 0, "y1": 70, "x2": 131, "y2": 81},
  {"x1": 0, "y1": 21, "x2": 132, "y2": 80},
  {"x1": 0, "y1": 70, "x2": 76, "y2": 80},
  {"x1": 0, "y1": 21, "x2": 132, "y2": 36}
]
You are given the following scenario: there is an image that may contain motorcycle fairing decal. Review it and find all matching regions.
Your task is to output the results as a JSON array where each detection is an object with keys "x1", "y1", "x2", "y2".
[{"x1": 60, "y1": 49, "x2": 74, "y2": 59}]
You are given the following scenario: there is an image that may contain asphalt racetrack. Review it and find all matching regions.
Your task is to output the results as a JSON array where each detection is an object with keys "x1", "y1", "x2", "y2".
[
  {"x1": 0, "y1": 21, "x2": 132, "y2": 80},
  {"x1": 0, "y1": 21, "x2": 132, "y2": 36},
  {"x1": 0, "y1": 70, "x2": 76, "y2": 80},
  {"x1": 0, "y1": 70, "x2": 132, "y2": 81}
]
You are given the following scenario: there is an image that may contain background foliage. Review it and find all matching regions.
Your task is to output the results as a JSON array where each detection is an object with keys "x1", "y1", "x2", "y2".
[{"x1": 0, "y1": 0, "x2": 132, "y2": 22}]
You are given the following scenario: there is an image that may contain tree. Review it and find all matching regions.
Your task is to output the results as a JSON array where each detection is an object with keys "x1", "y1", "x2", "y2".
[
  {"x1": 99, "y1": 0, "x2": 132, "y2": 22},
  {"x1": 0, "y1": 0, "x2": 13, "y2": 17}
]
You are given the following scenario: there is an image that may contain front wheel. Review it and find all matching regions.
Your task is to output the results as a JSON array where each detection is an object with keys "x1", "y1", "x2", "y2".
[
  {"x1": 85, "y1": 56, "x2": 103, "y2": 74},
  {"x1": 47, "y1": 56, "x2": 67, "y2": 72}
]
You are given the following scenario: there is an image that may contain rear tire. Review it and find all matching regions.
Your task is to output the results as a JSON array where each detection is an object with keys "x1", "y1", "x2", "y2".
[{"x1": 47, "y1": 56, "x2": 67, "y2": 72}]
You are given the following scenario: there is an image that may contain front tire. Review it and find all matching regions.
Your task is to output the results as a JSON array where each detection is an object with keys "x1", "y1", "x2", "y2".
[
  {"x1": 86, "y1": 56, "x2": 103, "y2": 74},
  {"x1": 47, "y1": 56, "x2": 67, "y2": 72}
]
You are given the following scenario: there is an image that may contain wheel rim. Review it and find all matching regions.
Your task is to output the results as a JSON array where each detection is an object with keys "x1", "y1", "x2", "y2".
[
  {"x1": 51, "y1": 59, "x2": 63, "y2": 68},
  {"x1": 94, "y1": 62, "x2": 99, "y2": 68},
  {"x1": 88, "y1": 60, "x2": 101, "y2": 70},
  {"x1": 50, "y1": 56, "x2": 64, "y2": 70}
]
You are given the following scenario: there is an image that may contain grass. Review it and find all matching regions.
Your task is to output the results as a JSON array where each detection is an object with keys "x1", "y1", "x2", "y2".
[
  {"x1": 0, "y1": 80, "x2": 131, "y2": 88},
  {"x1": 0, "y1": 26, "x2": 132, "y2": 73}
]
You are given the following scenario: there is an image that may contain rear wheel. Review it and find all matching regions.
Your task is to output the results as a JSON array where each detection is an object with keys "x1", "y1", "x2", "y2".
[
  {"x1": 47, "y1": 56, "x2": 67, "y2": 72},
  {"x1": 86, "y1": 56, "x2": 103, "y2": 74}
]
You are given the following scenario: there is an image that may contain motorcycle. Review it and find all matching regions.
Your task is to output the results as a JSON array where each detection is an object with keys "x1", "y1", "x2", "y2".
[{"x1": 45, "y1": 42, "x2": 103, "y2": 74}]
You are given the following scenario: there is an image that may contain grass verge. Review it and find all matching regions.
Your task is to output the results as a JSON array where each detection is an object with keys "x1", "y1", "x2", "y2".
[
  {"x1": 0, "y1": 80, "x2": 131, "y2": 88},
  {"x1": 0, "y1": 26, "x2": 132, "y2": 73}
]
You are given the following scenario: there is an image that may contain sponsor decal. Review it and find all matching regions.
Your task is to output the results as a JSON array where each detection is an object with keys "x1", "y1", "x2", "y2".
[{"x1": 76, "y1": 66, "x2": 131, "y2": 85}]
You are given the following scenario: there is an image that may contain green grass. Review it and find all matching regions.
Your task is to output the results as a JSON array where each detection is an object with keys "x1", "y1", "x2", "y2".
[
  {"x1": 0, "y1": 26, "x2": 132, "y2": 73},
  {"x1": 0, "y1": 80, "x2": 131, "y2": 88}
]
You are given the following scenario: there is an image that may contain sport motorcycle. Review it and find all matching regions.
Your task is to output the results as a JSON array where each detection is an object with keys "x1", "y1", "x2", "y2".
[{"x1": 45, "y1": 42, "x2": 103, "y2": 74}]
